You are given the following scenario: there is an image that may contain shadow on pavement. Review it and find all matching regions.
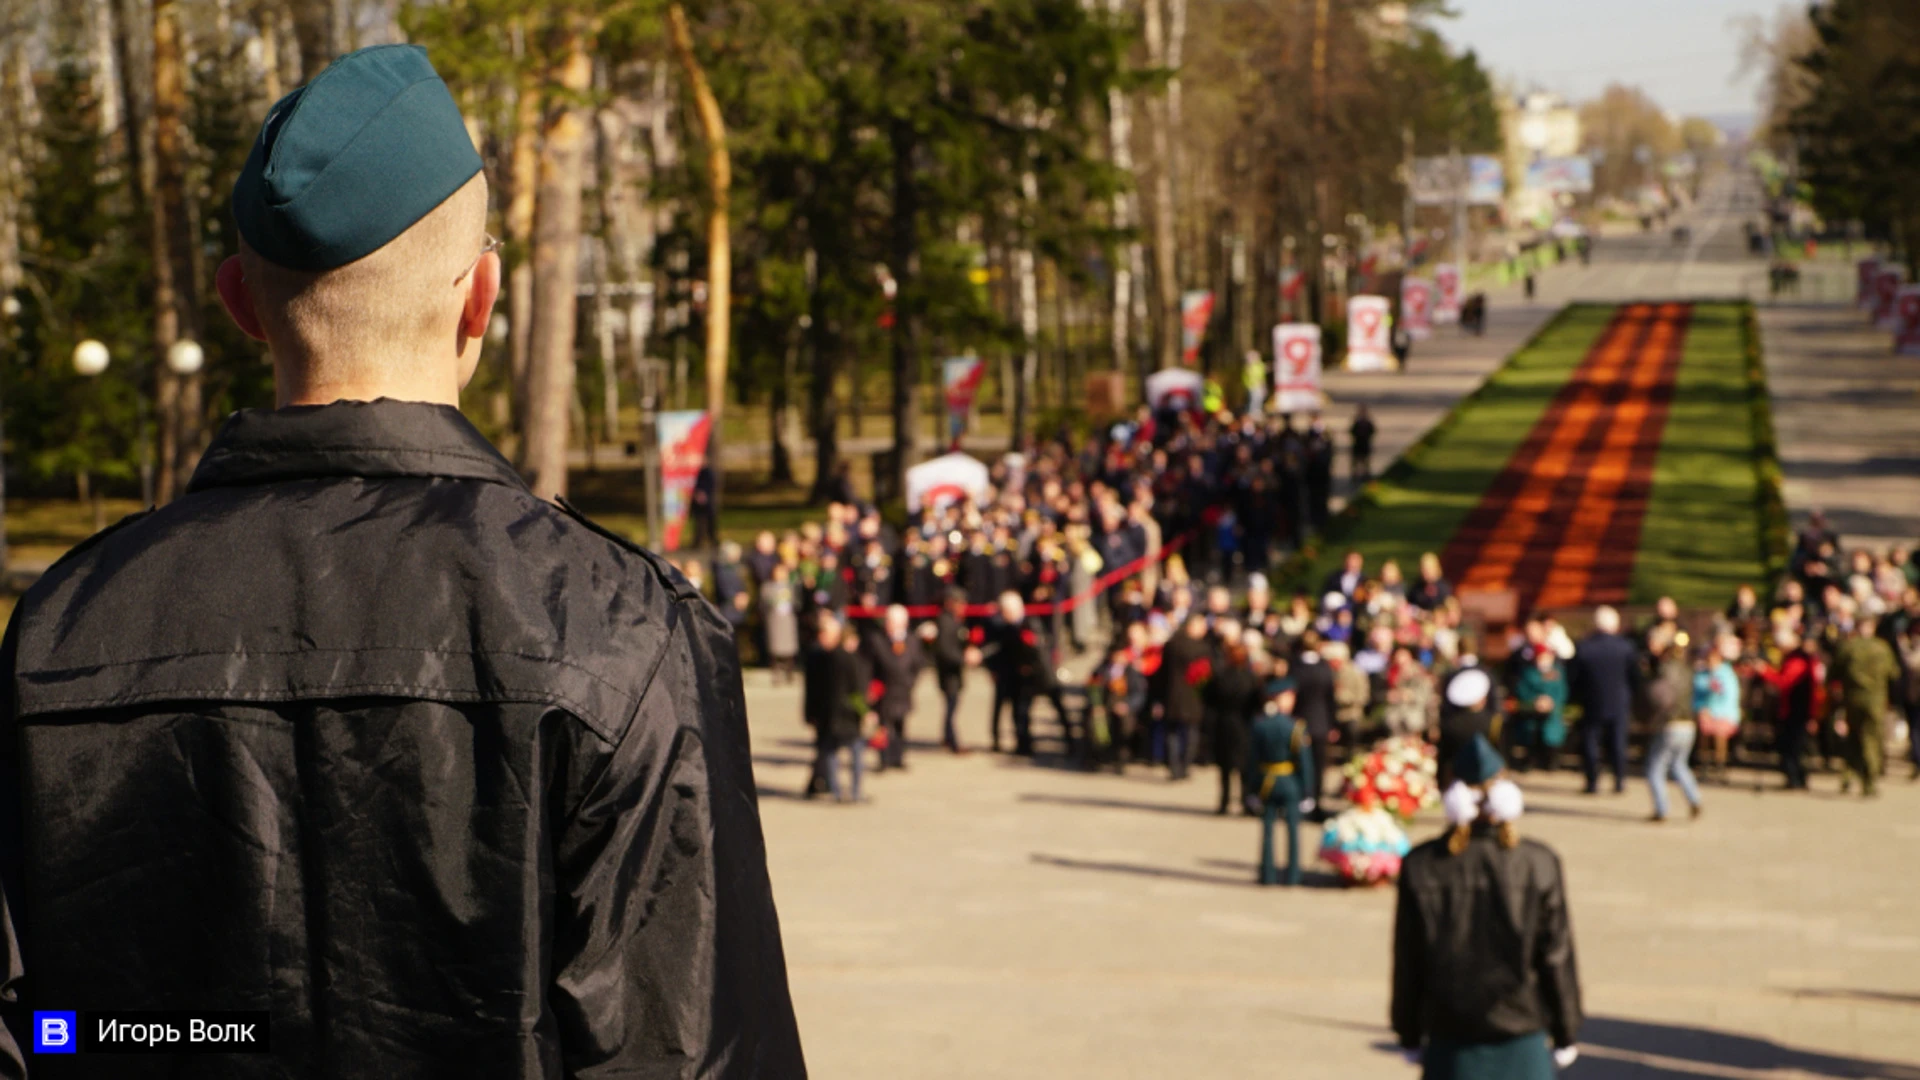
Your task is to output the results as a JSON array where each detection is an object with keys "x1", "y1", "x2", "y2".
[
  {"x1": 1194, "y1": 858, "x2": 1348, "y2": 890},
  {"x1": 1028, "y1": 852, "x2": 1250, "y2": 888},
  {"x1": 1525, "y1": 800, "x2": 1658, "y2": 825},
  {"x1": 1788, "y1": 988, "x2": 1920, "y2": 1008},
  {"x1": 1017, "y1": 792, "x2": 1219, "y2": 818},
  {"x1": 1567, "y1": 1016, "x2": 1920, "y2": 1079}
]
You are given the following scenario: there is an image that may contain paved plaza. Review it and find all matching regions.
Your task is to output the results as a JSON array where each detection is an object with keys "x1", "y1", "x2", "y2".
[
  {"x1": 747, "y1": 671, "x2": 1920, "y2": 1080},
  {"x1": 747, "y1": 175, "x2": 1920, "y2": 1078}
]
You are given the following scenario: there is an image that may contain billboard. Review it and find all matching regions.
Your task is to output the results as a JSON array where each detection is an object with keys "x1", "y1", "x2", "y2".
[
  {"x1": 1524, "y1": 156, "x2": 1594, "y2": 195},
  {"x1": 1434, "y1": 263, "x2": 1462, "y2": 326},
  {"x1": 1410, "y1": 154, "x2": 1505, "y2": 207},
  {"x1": 1180, "y1": 290, "x2": 1215, "y2": 365},
  {"x1": 1346, "y1": 295, "x2": 1393, "y2": 372},
  {"x1": 1895, "y1": 286, "x2": 1920, "y2": 357},
  {"x1": 1272, "y1": 323, "x2": 1323, "y2": 414},
  {"x1": 656, "y1": 410, "x2": 712, "y2": 553},
  {"x1": 942, "y1": 355, "x2": 985, "y2": 444},
  {"x1": 1400, "y1": 277, "x2": 1434, "y2": 341}
]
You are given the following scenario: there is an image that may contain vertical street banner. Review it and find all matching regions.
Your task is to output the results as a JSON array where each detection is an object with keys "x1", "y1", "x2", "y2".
[
  {"x1": 1433, "y1": 263, "x2": 1462, "y2": 325},
  {"x1": 1180, "y1": 290, "x2": 1215, "y2": 365},
  {"x1": 1400, "y1": 277, "x2": 1435, "y2": 341},
  {"x1": 1894, "y1": 286, "x2": 1920, "y2": 357},
  {"x1": 656, "y1": 410, "x2": 712, "y2": 553},
  {"x1": 1272, "y1": 323, "x2": 1323, "y2": 414},
  {"x1": 1856, "y1": 257, "x2": 1881, "y2": 309},
  {"x1": 942, "y1": 355, "x2": 986, "y2": 445},
  {"x1": 1346, "y1": 295, "x2": 1393, "y2": 372},
  {"x1": 1873, "y1": 266, "x2": 1907, "y2": 331}
]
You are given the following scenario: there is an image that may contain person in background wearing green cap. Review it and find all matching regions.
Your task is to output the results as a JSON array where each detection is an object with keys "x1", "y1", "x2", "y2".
[
  {"x1": 0, "y1": 45, "x2": 804, "y2": 1077},
  {"x1": 1830, "y1": 615, "x2": 1898, "y2": 797},
  {"x1": 1244, "y1": 678, "x2": 1313, "y2": 886},
  {"x1": 1393, "y1": 735, "x2": 1584, "y2": 1079}
]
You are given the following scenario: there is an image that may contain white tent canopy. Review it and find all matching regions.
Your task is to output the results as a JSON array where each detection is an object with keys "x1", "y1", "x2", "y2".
[
  {"x1": 906, "y1": 452, "x2": 991, "y2": 513},
  {"x1": 1144, "y1": 367, "x2": 1204, "y2": 412}
]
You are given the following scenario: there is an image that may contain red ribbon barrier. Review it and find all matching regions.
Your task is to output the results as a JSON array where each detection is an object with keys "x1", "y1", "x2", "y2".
[{"x1": 841, "y1": 532, "x2": 1190, "y2": 621}]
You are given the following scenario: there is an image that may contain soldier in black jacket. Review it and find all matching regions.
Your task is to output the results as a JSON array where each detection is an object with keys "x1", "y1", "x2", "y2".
[
  {"x1": 0, "y1": 45, "x2": 803, "y2": 1078},
  {"x1": 1394, "y1": 736, "x2": 1583, "y2": 1079}
]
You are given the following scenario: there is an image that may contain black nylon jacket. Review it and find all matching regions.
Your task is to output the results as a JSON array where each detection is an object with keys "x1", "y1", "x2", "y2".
[
  {"x1": 1391, "y1": 829, "x2": 1582, "y2": 1051},
  {"x1": 0, "y1": 400, "x2": 806, "y2": 1078}
]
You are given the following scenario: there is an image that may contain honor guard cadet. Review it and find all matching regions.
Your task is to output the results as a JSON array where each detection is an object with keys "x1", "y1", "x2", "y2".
[
  {"x1": 1245, "y1": 680, "x2": 1314, "y2": 886},
  {"x1": 1393, "y1": 736, "x2": 1583, "y2": 1080},
  {"x1": 0, "y1": 46, "x2": 804, "y2": 1076}
]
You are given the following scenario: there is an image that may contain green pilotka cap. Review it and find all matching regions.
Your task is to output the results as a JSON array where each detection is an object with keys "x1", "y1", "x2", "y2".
[
  {"x1": 1454, "y1": 733, "x2": 1505, "y2": 786},
  {"x1": 231, "y1": 44, "x2": 482, "y2": 271}
]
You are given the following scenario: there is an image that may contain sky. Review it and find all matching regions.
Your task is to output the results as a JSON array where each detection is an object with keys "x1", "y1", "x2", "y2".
[{"x1": 1444, "y1": 0, "x2": 1788, "y2": 124}]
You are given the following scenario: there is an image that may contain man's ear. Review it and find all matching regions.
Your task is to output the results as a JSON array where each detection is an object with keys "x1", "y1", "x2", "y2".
[
  {"x1": 460, "y1": 249, "x2": 501, "y2": 341},
  {"x1": 215, "y1": 256, "x2": 268, "y2": 342}
]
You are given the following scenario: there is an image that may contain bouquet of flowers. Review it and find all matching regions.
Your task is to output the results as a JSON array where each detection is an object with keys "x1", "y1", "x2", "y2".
[
  {"x1": 1341, "y1": 735, "x2": 1439, "y2": 823},
  {"x1": 1318, "y1": 806, "x2": 1412, "y2": 886}
]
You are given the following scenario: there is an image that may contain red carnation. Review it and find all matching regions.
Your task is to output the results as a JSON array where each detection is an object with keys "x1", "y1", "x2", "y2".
[
  {"x1": 868, "y1": 679, "x2": 885, "y2": 702},
  {"x1": 969, "y1": 627, "x2": 985, "y2": 646},
  {"x1": 1020, "y1": 629, "x2": 1038, "y2": 647},
  {"x1": 1185, "y1": 658, "x2": 1212, "y2": 686}
]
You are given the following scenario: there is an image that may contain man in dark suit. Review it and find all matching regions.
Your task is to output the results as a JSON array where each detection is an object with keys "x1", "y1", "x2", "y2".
[
  {"x1": 1569, "y1": 605, "x2": 1642, "y2": 794},
  {"x1": 865, "y1": 604, "x2": 926, "y2": 771},
  {"x1": 1321, "y1": 550, "x2": 1366, "y2": 600},
  {"x1": 1291, "y1": 631, "x2": 1339, "y2": 817},
  {"x1": 1157, "y1": 613, "x2": 1213, "y2": 780}
]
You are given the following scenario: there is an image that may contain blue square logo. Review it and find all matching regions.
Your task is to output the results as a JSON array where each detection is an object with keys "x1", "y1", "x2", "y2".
[{"x1": 32, "y1": 1011, "x2": 76, "y2": 1054}]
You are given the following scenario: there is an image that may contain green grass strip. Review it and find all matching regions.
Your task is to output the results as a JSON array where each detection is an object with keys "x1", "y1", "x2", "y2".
[
  {"x1": 1626, "y1": 302, "x2": 1775, "y2": 606},
  {"x1": 1280, "y1": 303, "x2": 1616, "y2": 592}
]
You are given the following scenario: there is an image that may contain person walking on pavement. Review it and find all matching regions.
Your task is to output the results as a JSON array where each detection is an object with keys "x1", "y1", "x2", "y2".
[
  {"x1": 1391, "y1": 320, "x2": 1413, "y2": 373},
  {"x1": 1646, "y1": 632, "x2": 1704, "y2": 823},
  {"x1": 1246, "y1": 679, "x2": 1315, "y2": 886},
  {"x1": 820, "y1": 618, "x2": 874, "y2": 803},
  {"x1": 1831, "y1": 615, "x2": 1898, "y2": 797},
  {"x1": 1570, "y1": 606, "x2": 1640, "y2": 795},
  {"x1": 0, "y1": 44, "x2": 804, "y2": 1075},
  {"x1": 1394, "y1": 735, "x2": 1584, "y2": 1080},
  {"x1": 972, "y1": 591, "x2": 1055, "y2": 757},
  {"x1": 1350, "y1": 405, "x2": 1378, "y2": 488},
  {"x1": 865, "y1": 604, "x2": 925, "y2": 771},
  {"x1": 924, "y1": 589, "x2": 971, "y2": 753}
]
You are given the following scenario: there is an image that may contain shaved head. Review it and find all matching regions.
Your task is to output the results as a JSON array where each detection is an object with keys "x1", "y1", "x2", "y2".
[{"x1": 222, "y1": 173, "x2": 494, "y2": 407}]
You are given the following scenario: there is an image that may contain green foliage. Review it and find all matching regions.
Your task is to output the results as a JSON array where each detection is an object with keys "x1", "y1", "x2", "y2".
[
  {"x1": 1788, "y1": 0, "x2": 1920, "y2": 268},
  {"x1": 7, "y1": 61, "x2": 148, "y2": 493}
]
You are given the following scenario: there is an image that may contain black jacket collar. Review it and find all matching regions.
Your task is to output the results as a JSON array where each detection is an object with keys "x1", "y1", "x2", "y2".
[{"x1": 188, "y1": 398, "x2": 529, "y2": 493}]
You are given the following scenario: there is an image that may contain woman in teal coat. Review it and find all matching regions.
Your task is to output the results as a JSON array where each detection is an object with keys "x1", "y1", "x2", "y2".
[{"x1": 1512, "y1": 648, "x2": 1570, "y2": 772}]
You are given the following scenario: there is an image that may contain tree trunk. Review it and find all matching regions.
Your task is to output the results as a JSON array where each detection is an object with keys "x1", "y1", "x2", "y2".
[
  {"x1": 505, "y1": 32, "x2": 539, "y2": 451},
  {"x1": 885, "y1": 119, "x2": 918, "y2": 504},
  {"x1": 1142, "y1": 0, "x2": 1179, "y2": 370},
  {"x1": 257, "y1": 1, "x2": 283, "y2": 101},
  {"x1": 151, "y1": 0, "x2": 200, "y2": 503},
  {"x1": 667, "y1": 3, "x2": 729, "y2": 516},
  {"x1": 523, "y1": 22, "x2": 592, "y2": 500},
  {"x1": 291, "y1": 0, "x2": 330, "y2": 81},
  {"x1": 1011, "y1": 169, "x2": 1040, "y2": 450},
  {"x1": 805, "y1": 281, "x2": 840, "y2": 504},
  {"x1": 770, "y1": 324, "x2": 796, "y2": 485}
]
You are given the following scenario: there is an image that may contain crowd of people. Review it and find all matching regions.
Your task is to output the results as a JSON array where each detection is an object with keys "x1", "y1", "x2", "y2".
[{"x1": 680, "y1": 406, "x2": 1920, "y2": 820}]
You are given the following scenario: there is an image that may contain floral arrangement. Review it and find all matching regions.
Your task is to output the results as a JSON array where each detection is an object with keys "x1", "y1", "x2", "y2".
[
  {"x1": 1341, "y1": 735, "x2": 1439, "y2": 822},
  {"x1": 1318, "y1": 806, "x2": 1411, "y2": 886}
]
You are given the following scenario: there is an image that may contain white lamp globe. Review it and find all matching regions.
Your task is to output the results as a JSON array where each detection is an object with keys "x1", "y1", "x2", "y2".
[
  {"x1": 73, "y1": 339, "x2": 110, "y2": 376},
  {"x1": 167, "y1": 338, "x2": 204, "y2": 375},
  {"x1": 488, "y1": 312, "x2": 510, "y2": 343}
]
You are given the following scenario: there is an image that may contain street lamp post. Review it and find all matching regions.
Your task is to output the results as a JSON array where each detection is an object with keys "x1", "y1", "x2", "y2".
[
  {"x1": 636, "y1": 357, "x2": 666, "y2": 549},
  {"x1": 74, "y1": 340, "x2": 112, "y2": 530}
]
